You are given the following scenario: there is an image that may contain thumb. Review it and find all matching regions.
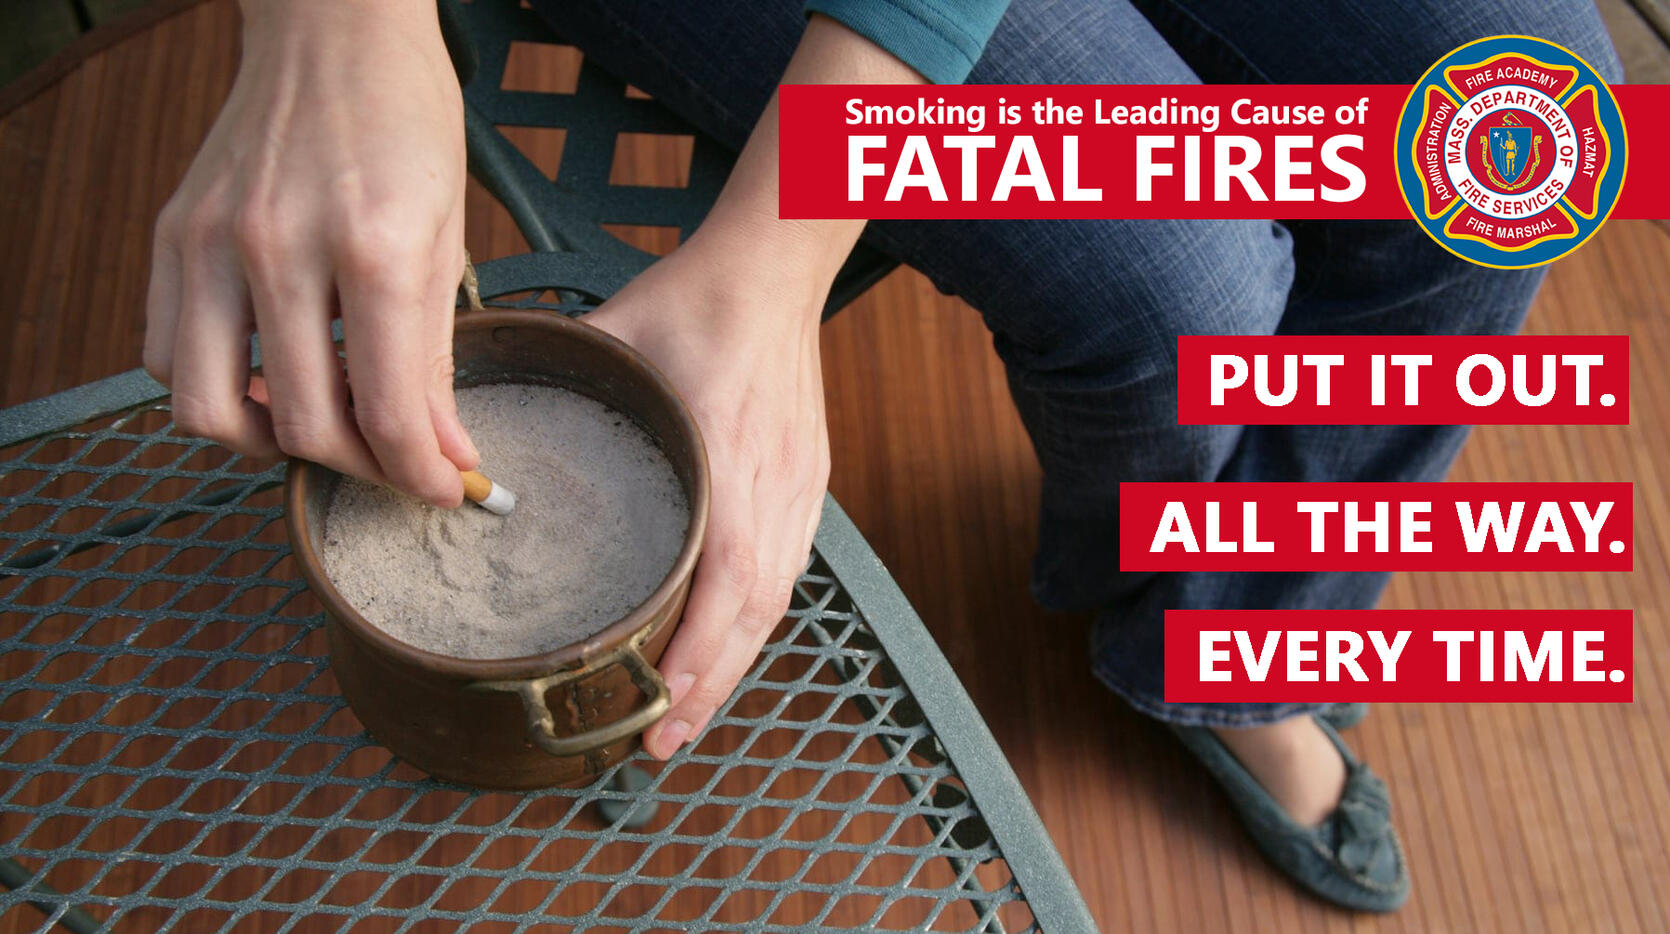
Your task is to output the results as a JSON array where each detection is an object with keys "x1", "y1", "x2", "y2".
[{"x1": 430, "y1": 376, "x2": 479, "y2": 470}]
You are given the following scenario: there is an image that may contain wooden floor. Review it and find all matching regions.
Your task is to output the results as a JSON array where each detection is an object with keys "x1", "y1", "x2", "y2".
[{"x1": 3, "y1": 2, "x2": 1669, "y2": 931}]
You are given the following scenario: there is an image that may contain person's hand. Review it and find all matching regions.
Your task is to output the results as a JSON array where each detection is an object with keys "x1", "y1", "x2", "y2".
[
  {"x1": 575, "y1": 13, "x2": 918, "y2": 758},
  {"x1": 144, "y1": 0, "x2": 476, "y2": 505},
  {"x1": 583, "y1": 224, "x2": 830, "y2": 759}
]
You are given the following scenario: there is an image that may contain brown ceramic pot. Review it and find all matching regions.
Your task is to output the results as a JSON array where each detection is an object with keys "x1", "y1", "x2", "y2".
[{"x1": 284, "y1": 310, "x2": 708, "y2": 790}]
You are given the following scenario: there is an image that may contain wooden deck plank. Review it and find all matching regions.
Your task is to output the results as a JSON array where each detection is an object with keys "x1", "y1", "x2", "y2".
[{"x1": 3, "y1": 2, "x2": 1669, "y2": 929}]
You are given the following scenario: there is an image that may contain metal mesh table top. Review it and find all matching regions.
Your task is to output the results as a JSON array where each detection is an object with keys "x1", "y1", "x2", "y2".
[
  {"x1": 0, "y1": 1, "x2": 1092, "y2": 929},
  {"x1": 0, "y1": 384, "x2": 1092, "y2": 933}
]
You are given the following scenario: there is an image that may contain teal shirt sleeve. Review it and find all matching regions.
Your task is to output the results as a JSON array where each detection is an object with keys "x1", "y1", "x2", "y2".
[{"x1": 804, "y1": 0, "x2": 1011, "y2": 84}]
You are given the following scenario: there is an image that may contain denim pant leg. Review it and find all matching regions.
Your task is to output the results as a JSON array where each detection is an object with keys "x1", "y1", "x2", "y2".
[
  {"x1": 1083, "y1": 0, "x2": 1623, "y2": 724},
  {"x1": 530, "y1": 0, "x2": 1314, "y2": 725},
  {"x1": 525, "y1": 0, "x2": 1619, "y2": 728},
  {"x1": 1093, "y1": 223, "x2": 1552, "y2": 725},
  {"x1": 1129, "y1": 0, "x2": 1621, "y2": 87}
]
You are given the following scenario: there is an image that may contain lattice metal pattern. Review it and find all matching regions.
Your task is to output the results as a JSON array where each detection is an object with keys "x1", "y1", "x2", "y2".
[
  {"x1": 457, "y1": 0, "x2": 736, "y2": 267},
  {"x1": 0, "y1": 1, "x2": 1067, "y2": 927},
  {"x1": 0, "y1": 403, "x2": 1037, "y2": 932},
  {"x1": 453, "y1": 0, "x2": 897, "y2": 312}
]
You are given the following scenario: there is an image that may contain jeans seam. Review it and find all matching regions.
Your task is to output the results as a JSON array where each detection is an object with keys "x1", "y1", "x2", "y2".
[{"x1": 1093, "y1": 653, "x2": 1324, "y2": 726}]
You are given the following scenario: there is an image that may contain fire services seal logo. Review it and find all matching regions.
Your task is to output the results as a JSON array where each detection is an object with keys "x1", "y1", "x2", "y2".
[{"x1": 1396, "y1": 35, "x2": 1627, "y2": 268}]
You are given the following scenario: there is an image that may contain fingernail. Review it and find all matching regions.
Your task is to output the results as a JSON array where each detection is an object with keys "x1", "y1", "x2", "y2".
[
  {"x1": 655, "y1": 719, "x2": 691, "y2": 757},
  {"x1": 668, "y1": 672, "x2": 695, "y2": 705}
]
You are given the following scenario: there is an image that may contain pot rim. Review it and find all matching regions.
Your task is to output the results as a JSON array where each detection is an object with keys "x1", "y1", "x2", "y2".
[{"x1": 283, "y1": 309, "x2": 710, "y2": 682}]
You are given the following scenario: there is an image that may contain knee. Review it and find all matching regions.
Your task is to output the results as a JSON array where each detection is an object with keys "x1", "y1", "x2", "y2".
[
  {"x1": 1420, "y1": 3, "x2": 1622, "y2": 84},
  {"x1": 964, "y1": 218, "x2": 1295, "y2": 387},
  {"x1": 1288, "y1": 218, "x2": 1546, "y2": 337}
]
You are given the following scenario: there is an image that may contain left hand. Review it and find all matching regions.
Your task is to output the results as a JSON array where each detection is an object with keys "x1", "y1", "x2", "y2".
[
  {"x1": 581, "y1": 13, "x2": 920, "y2": 757},
  {"x1": 583, "y1": 222, "x2": 831, "y2": 758}
]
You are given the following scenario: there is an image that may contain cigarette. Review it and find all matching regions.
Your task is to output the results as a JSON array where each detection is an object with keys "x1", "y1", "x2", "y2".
[{"x1": 460, "y1": 469, "x2": 518, "y2": 516}]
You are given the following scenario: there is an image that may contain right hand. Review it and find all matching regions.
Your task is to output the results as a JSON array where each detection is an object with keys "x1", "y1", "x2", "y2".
[{"x1": 145, "y1": 0, "x2": 476, "y2": 506}]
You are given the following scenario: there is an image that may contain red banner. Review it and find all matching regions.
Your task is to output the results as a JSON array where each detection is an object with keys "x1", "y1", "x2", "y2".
[
  {"x1": 1119, "y1": 482, "x2": 1633, "y2": 572},
  {"x1": 1176, "y1": 335, "x2": 1627, "y2": 424},
  {"x1": 778, "y1": 84, "x2": 1670, "y2": 219},
  {"x1": 1163, "y1": 610, "x2": 1632, "y2": 702}
]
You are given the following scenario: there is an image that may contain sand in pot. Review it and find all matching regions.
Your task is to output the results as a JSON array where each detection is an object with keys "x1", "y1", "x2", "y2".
[{"x1": 319, "y1": 383, "x2": 688, "y2": 660}]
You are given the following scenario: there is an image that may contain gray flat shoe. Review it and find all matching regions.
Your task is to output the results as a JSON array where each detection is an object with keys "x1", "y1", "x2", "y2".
[
  {"x1": 1321, "y1": 702, "x2": 1369, "y2": 731},
  {"x1": 1169, "y1": 717, "x2": 1409, "y2": 912}
]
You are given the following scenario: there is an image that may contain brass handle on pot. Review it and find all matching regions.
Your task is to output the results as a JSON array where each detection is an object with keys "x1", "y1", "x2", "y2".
[
  {"x1": 469, "y1": 641, "x2": 671, "y2": 758},
  {"x1": 460, "y1": 251, "x2": 485, "y2": 314}
]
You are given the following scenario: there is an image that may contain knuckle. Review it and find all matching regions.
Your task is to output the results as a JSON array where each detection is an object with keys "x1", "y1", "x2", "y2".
[
  {"x1": 230, "y1": 202, "x2": 290, "y2": 270},
  {"x1": 677, "y1": 625, "x2": 728, "y2": 666},
  {"x1": 178, "y1": 206, "x2": 228, "y2": 259},
  {"x1": 685, "y1": 678, "x2": 733, "y2": 714},
  {"x1": 170, "y1": 392, "x2": 231, "y2": 440},
  {"x1": 734, "y1": 609, "x2": 779, "y2": 640},
  {"x1": 353, "y1": 402, "x2": 419, "y2": 449},
  {"x1": 737, "y1": 584, "x2": 791, "y2": 637},
  {"x1": 428, "y1": 350, "x2": 456, "y2": 390},
  {"x1": 270, "y1": 410, "x2": 331, "y2": 461},
  {"x1": 697, "y1": 407, "x2": 749, "y2": 456},
  {"x1": 336, "y1": 212, "x2": 423, "y2": 281},
  {"x1": 765, "y1": 431, "x2": 798, "y2": 479},
  {"x1": 717, "y1": 538, "x2": 758, "y2": 594}
]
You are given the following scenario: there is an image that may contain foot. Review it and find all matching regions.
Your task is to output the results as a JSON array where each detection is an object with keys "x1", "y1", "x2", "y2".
[
  {"x1": 1169, "y1": 717, "x2": 1409, "y2": 911},
  {"x1": 1211, "y1": 717, "x2": 1347, "y2": 826}
]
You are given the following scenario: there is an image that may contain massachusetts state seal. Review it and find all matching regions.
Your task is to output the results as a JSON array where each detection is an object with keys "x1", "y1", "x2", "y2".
[{"x1": 1396, "y1": 35, "x2": 1626, "y2": 268}]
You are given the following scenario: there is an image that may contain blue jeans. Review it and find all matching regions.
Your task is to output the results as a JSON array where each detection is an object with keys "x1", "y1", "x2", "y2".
[{"x1": 528, "y1": 0, "x2": 1620, "y2": 727}]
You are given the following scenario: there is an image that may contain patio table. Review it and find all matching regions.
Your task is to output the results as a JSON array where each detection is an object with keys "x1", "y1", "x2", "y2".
[{"x1": 0, "y1": 1, "x2": 1097, "y2": 930}]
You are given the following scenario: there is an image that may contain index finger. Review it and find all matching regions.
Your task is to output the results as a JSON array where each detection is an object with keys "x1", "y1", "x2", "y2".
[{"x1": 336, "y1": 241, "x2": 464, "y2": 507}]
